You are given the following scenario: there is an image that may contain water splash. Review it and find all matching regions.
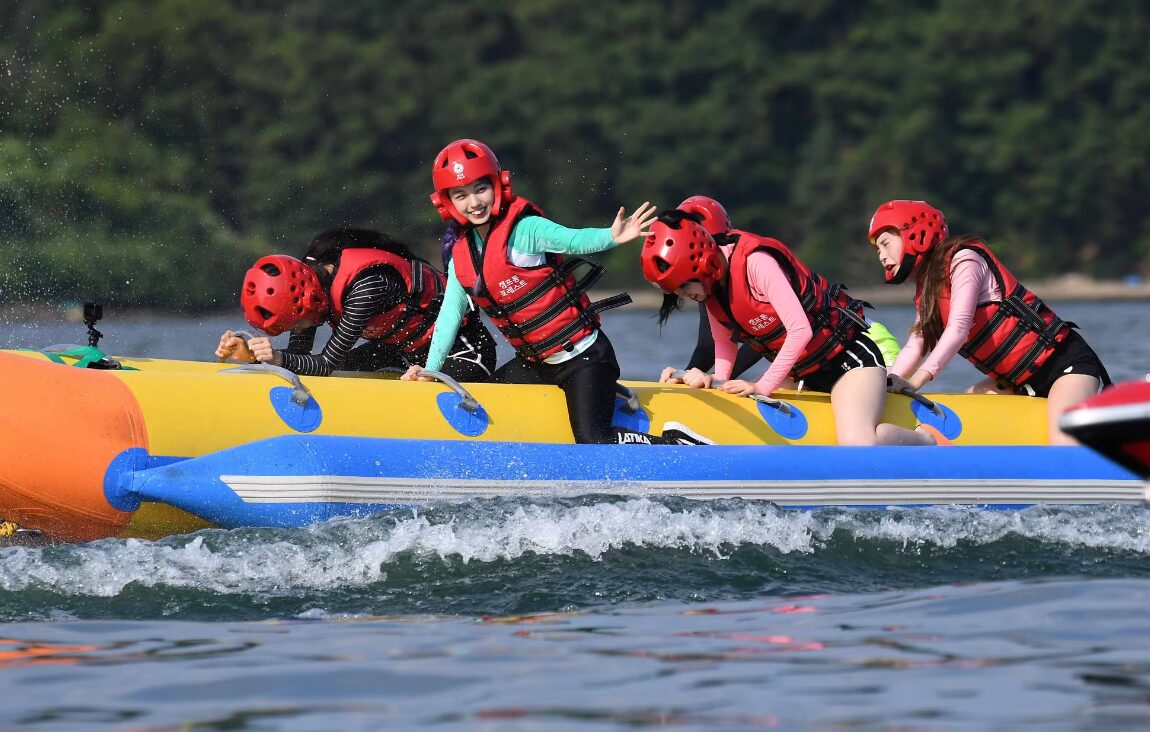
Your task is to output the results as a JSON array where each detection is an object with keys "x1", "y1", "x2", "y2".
[{"x1": 2, "y1": 498, "x2": 1150, "y2": 621}]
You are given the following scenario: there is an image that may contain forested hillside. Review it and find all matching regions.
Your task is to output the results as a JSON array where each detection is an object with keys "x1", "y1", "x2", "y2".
[{"x1": 2, "y1": 0, "x2": 1147, "y2": 309}]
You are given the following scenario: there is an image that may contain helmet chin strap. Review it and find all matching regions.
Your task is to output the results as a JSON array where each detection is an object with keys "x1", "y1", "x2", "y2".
[{"x1": 885, "y1": 252, "x2": 919, "y2": 285}]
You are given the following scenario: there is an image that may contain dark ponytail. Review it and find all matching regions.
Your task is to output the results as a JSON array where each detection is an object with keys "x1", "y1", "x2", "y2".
[
  {"x1": 657, "y1": 292, "x2": 683, "y2": 326},
  {"x1": 304, "y1": 228, "x2": 420, "y2": 266}
]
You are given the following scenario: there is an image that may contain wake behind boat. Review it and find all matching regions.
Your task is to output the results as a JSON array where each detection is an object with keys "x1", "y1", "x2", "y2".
[{"x1": 0, "y1": 344, "x2": 1141, "y2": 543}]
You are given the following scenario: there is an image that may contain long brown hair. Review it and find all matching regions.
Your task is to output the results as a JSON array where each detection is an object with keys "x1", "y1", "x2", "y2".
[{"x1": 912, "y1": 233, "x2": 984, "y2": 352}]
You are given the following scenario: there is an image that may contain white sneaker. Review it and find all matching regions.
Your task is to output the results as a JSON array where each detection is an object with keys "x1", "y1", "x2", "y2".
[{"x1": 660, "y1": 421, "x2": 715, "y2": 446}]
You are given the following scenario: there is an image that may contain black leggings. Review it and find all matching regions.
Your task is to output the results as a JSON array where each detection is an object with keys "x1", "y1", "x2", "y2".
[
  {"x1": 493, "y1": 332, "x2": 673, "y2": 444},
  {"x1": 345, "y1": 318, "x2": 498, "y2": 382},
  {"x1": 437, "y1": 317, "x2": 498, "y2": 382}
]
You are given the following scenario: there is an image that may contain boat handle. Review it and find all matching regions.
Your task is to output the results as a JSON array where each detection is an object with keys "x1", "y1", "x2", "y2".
[
  {"x1": 418, "y1": 370, "x2": 481, "y2": 414},
  {"x1": 747, "y1": 392, "x2": 793, "y2": 415},
  {"x1": 615, "y1": 383, "x2": 641, "y2": 413},
  {"x1": 222, "y1": 362, "x2": 312, "y2": 407},
  {"x1": 669, "y1": 369, "x2": 792, "y2": 416},
  {"x1": 897, "y1": 387, "x2": 945, "y2": 417}
]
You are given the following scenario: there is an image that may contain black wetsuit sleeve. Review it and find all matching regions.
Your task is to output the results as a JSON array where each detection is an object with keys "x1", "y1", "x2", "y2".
[
  {"x1": 685, "y1": 302, "x2": 717, "y2": 372},
  {"x1": 684, "y1": 302, "x2": 762, "y2": 379},
  {"x1": 286, "y1": 328, "x2": 318, "y2": 354},
  {"x1": 279, "y1": 268, "x2": 406, "y2": 376},
  {"x1": 730, "y1": 343, "x2": 764, "y2": 380}
]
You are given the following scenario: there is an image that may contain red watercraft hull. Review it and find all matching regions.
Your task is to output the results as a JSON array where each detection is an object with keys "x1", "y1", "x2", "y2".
[{"x1": 1061, "y1": 380, "x2": 1150, "y2": 479}]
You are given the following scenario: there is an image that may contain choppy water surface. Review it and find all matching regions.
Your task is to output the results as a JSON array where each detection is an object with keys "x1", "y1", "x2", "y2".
[
  {"x1": 5, "y1": 500, "x2": 1150, "y2": 730},
  {"x1": 2, "y1": 301, "x2": 1150, "y2": 730}
]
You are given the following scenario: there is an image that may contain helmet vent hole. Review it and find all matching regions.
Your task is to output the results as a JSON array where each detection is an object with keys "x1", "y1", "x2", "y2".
[
  {"x1": 260, "y1": 263, "x2": 282, "y2": 276},
  {"x1": 256, "y1": 307, "x2": 273, "y2": 320},
  {"x1": 655, "y1": 258, "x2": 671, "y2": 274}
]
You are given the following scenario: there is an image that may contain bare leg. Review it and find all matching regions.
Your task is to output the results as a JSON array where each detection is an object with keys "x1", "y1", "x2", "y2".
[
  {"x1": 1046, "y1": 373, "x2": 1104, "y2": 446},
  {"x1": 878, "y1": 422, "x2": 939, "y2": 446},
  {"x1": 966, "y1": 377, "x2": 1012, "y2": 395},
  {"x1": 830, "y1": 366, "x2": 933, "y2": 446}
]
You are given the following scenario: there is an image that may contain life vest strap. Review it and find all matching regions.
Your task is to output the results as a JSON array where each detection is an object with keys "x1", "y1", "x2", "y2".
[
  {"x1": 483, "y1": 257, "x2": 619, "y2": 359},
  {"x1": 722, "y1": 282, "x2": 867, "y2": 377},
  {"x1": 510, "y1": 260, "x2": 605, "y2": 334},
  {"x1": 487, "y1": 257, "x2": 601, "y2": 321},
  {"x1": 969, "y1": 322, "x2": 1030, "y2": 377},
  {"x1": 726, "y1": 262, "x2": 815, "y2": 351},
  {"x1": 791, "y1": 299, "x2": 869, "y2": 376},
  {"x1": 959, "y1": 284, "x2": 1067, "y2": 384},
  {"x1": 510, "y1": 292, "x2": 632, "y2": 362},
  {"x1": 366, "y1": 262, "x2": 443, "y2": 352}
]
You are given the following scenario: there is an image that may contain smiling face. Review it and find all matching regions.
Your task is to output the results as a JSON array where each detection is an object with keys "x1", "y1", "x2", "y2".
[
  {"x1": 674, "y1": 281, "x2": 709, "y2": 302},
  {"x1": 873, "y1": 230, "x2": 905, "y2": 280},
  {"x1": 448, "y1": 178, "x2": 496, "y2": 226}
]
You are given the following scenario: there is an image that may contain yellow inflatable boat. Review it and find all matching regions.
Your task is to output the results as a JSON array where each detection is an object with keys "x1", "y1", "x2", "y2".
[{"x1": 0, "y1": 345, "x2": 1141, "y2": 543}]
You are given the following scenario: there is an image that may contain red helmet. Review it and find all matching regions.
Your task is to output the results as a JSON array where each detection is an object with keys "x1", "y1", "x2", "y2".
[
  {"x1": 429, "y1": 138, "x2": 514, "y2": 225},
  {"x1": 641, "y1": 217, "x2": 724, "y2": 294},
  {"x1": 241, "y1": 255, "x2": 330, "y2": 336},
  {"x1": 678, "y1": 195, "x2": 732, "y2": 237},
  {"x1": 868, "y1": 200, "x2": 949, "y2": 284}
]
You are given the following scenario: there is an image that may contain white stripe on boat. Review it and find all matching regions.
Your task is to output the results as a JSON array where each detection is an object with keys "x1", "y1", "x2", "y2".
[{"x1": 219, "y1": 475, "x2": 1146, "y2": 505}]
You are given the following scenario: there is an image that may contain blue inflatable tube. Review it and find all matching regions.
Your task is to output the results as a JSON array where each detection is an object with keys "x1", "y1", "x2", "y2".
[{"x1": 105, "y1": 436, "x2": 1145, "y2": 529}]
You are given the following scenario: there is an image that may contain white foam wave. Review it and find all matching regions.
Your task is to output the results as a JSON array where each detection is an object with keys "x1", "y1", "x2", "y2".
[
  {"x1": 0, "y1": 498, "x2": 815, "y2": 595},
  {"x1": 379, "y1": 498, "x2": 817, "y2": 562},
  {"x1": 823, "y1": 504, "x2": 1150, "y2": 551},
  {"x1": 2, "y1": 500, "x2": 1149, "y2": 597}
]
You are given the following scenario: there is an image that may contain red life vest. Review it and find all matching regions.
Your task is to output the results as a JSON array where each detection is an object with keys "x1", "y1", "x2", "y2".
[
  {"x1": 328, "y1": 248, "x2": 445, "y2": 354},
  {"x1": 451, "y1": 197, "x2": 631, "y2": 362},
  {"x1": 705, "y1": 231, "x2": 869, "y2": 378},
  {"x1": 921, "y1": 240, "x2": 1070, "y2": 386}
]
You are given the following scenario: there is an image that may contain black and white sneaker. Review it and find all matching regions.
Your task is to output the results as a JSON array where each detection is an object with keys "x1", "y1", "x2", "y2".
[{"x1": 660, "y1": 421, "x2": 715, "y2": 446}]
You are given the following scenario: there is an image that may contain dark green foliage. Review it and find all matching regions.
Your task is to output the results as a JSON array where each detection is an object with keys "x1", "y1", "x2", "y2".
[{"x1": 1, "y1": 0, "x2": 1147, "y2": 309}]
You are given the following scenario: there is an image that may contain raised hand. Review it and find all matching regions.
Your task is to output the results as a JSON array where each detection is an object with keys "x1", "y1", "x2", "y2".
[
  {"x1": 215, "y1": 330, "x2": 253, "y2": 363},
  {"x1": 610, "y1": 201, "x2": 658, "y2": 244}
]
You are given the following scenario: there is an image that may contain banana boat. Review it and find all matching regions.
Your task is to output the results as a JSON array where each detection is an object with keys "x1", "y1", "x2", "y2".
[{"x1": 0, "y1": 345, "x2": 1140, "y2": 543}]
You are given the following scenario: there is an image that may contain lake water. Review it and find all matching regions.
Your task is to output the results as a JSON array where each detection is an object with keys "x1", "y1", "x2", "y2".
[{"x1": 2, "y1": 301, "x2": 1150, "y2": 731}]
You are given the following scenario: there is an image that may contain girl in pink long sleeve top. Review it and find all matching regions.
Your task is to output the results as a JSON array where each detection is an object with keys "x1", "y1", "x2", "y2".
[
  {"x1": 644, "y1": 208, "x2": 935, "y2": 446},
  {"x1": 887, "y1": 248, "x2": 998, "y2": 381},
  {"x1": 869, "y1": 199, "x2": 1110, "y2": 445},
  {"x1": 705, "y1": 246, "x2": 813, "y2": 396}
]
